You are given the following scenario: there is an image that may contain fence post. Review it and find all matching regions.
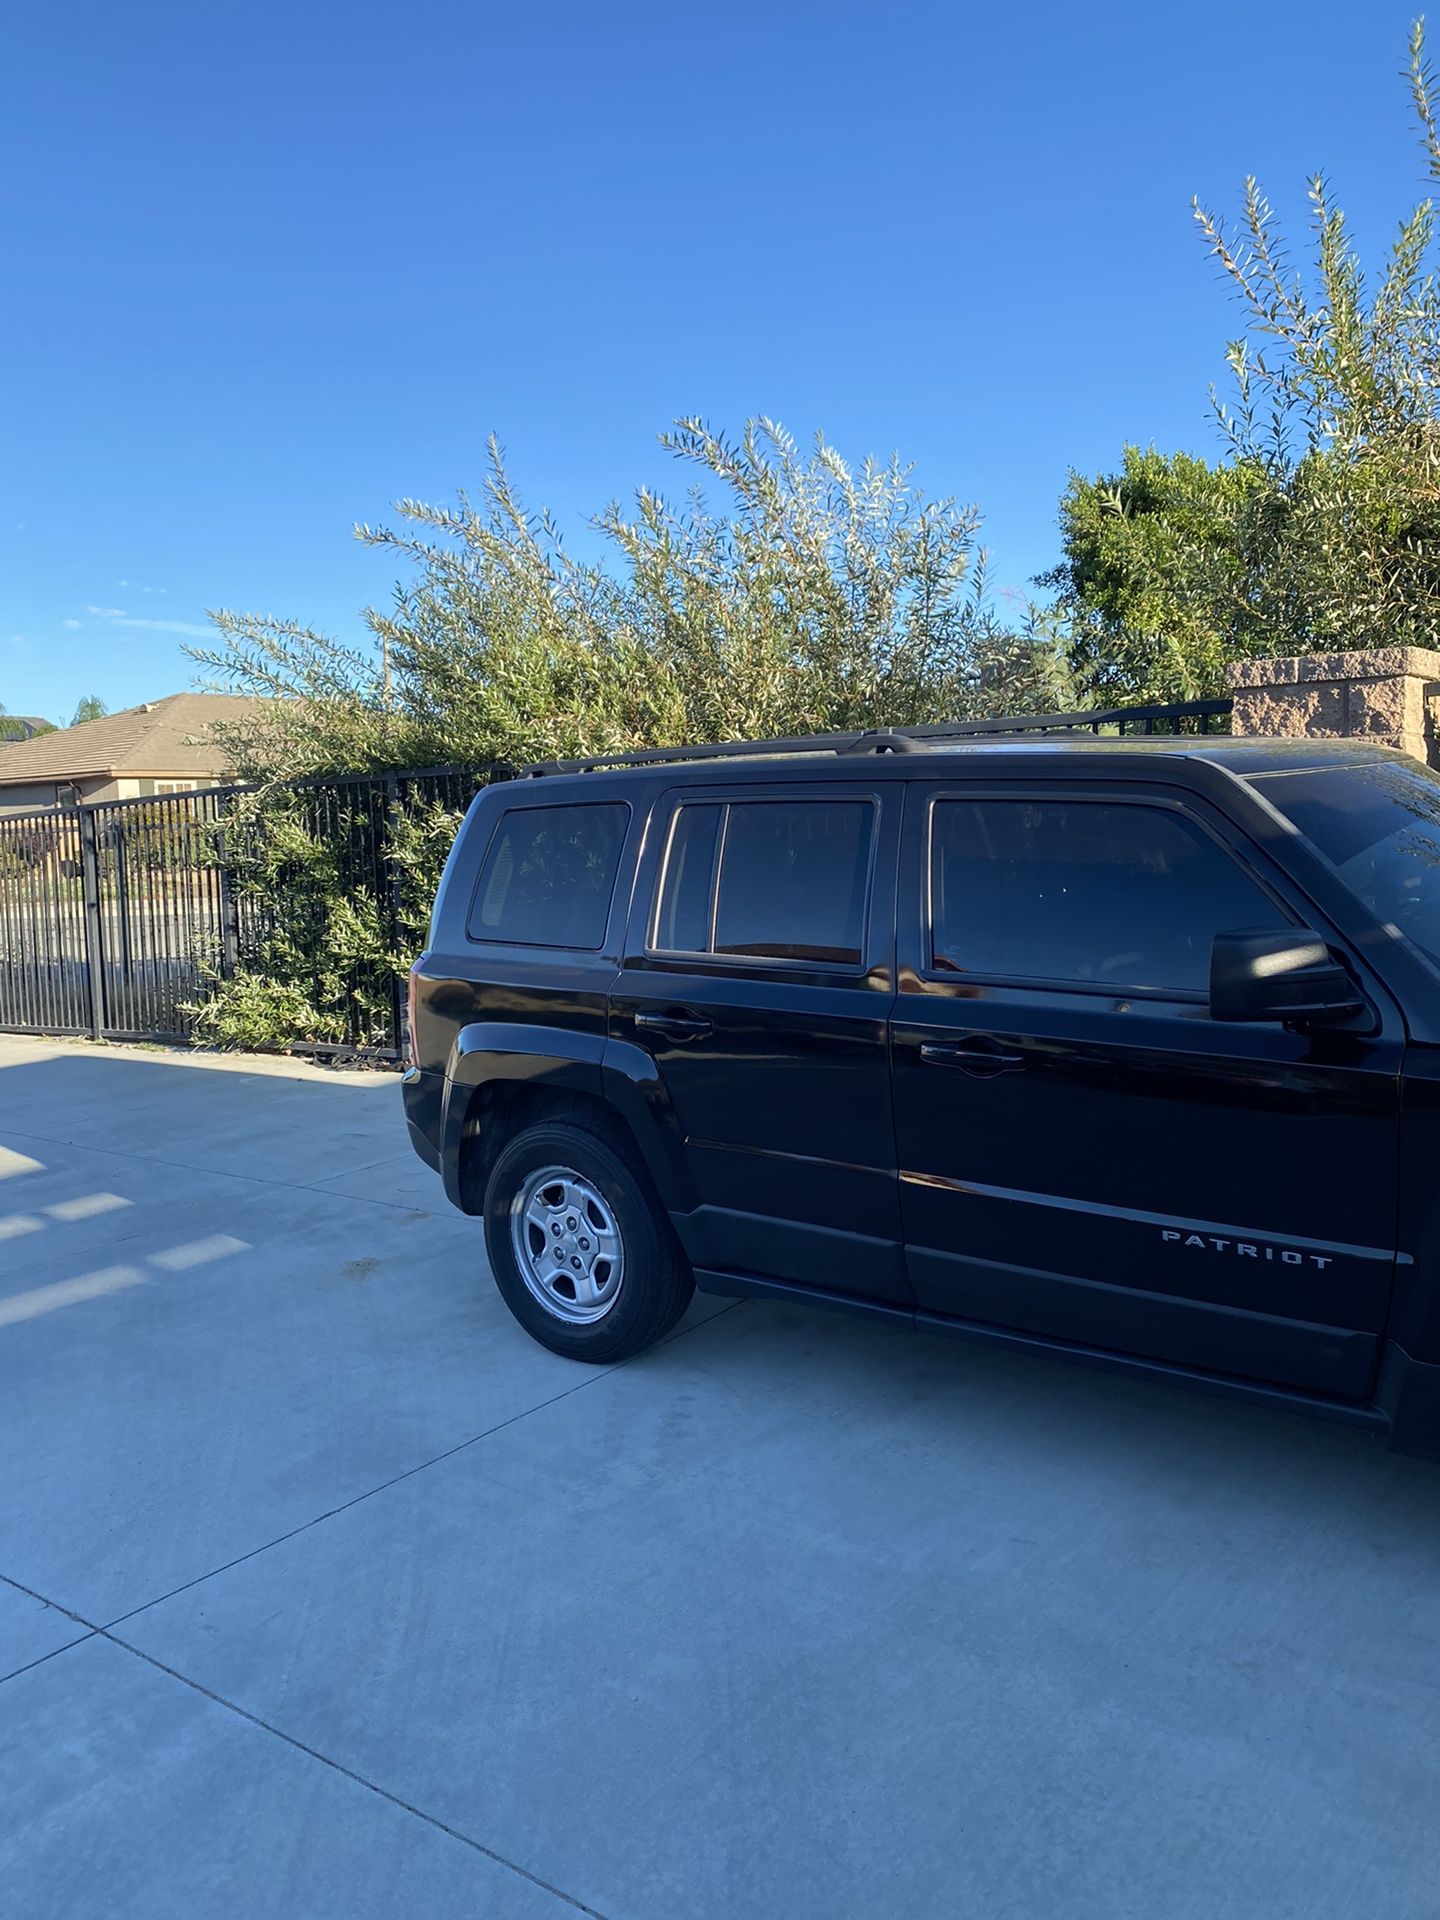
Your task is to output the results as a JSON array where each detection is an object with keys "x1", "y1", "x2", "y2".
[
  {"x1": 77, "y1": 807, "x2": 106, "y2": 1040},
  {"x1": 218, "y1": 869, "x2": 241, "y2": 979},
  {"x1": 113, "y1": 823, "x2": 132, "y2": 971},
  {"x1": 216, "y1": 798, "x2": 241, "y2": 981},
  {"x1": 383, "y1": 776, "x2": 407, "y2": 1058},
  {"x1": 1228, "y1": 648, "x2": 1440, "y2": 763}
]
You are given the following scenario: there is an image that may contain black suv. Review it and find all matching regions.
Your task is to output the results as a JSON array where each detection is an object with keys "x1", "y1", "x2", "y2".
[{"x1": 403, "y1": 727, "x2": 1440, "y2": 1457}]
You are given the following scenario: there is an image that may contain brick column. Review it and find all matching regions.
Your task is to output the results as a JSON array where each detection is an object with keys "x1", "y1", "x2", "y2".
[{"x1": 1227, "y1": 647, "x2": 1440, "y2": 765}]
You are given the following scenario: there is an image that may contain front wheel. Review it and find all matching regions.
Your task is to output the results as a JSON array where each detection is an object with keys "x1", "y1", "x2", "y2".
[{"x1": 482, "y1": 1117, "x2": 694, "y2": 1361}]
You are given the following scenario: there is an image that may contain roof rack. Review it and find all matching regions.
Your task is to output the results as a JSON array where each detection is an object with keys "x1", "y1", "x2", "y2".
[
  {"x1": 509, "y1": 700, "x2": 1231, "y2": 779},
  {"x1": 514, "y1": 727, "x2": 932, "y2": 779}
]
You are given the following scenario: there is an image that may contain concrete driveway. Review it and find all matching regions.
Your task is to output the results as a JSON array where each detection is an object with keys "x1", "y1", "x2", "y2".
[{"x1": 1, "y1": 1034, "x2": 1438, "y2": 1919}]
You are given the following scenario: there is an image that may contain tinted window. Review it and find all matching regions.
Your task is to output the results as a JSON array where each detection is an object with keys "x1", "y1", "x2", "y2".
[
  {"x1": 653, "y1": 799, "x2": 874, "y2": 965},
  {"x1": 469, "y1": 803, "x2": 628, "y2": 948},
  {"x1": 930, "y1": 798, "x2": 1289, "y2": 993},
  {"x1": 1252, "y1": 762, "x2": 1440, "y2": 971},
  {"x1": 653, "y1": 804, "x2": 722, "y2": 952}
]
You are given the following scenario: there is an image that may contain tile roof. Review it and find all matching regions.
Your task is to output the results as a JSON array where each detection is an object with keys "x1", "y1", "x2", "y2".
[{"x1": 0, "y1": 693, "x2": 260, "y2": 785}]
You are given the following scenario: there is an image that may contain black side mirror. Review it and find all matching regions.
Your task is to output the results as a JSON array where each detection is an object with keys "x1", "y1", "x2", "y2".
[{"x1": 1210, "y1": 929, "x2": 1366, "y2": 1026}]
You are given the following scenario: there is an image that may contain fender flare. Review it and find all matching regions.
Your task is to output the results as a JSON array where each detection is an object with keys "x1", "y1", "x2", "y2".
[{"x1": 440, "y1": 1023, "x2": 694, "y2": 1213}]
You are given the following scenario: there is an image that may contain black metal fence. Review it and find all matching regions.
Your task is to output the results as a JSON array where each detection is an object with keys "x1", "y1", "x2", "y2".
[
  {"x1": 0, "y1": 698, "x2": 1233, "y2": 1058},
  {"x1": 0, "y1": 767, "x2": 484, "y2": 1058},
  {"x1": 933, "y1": 697, "x2": 1233, "y2": 738}
]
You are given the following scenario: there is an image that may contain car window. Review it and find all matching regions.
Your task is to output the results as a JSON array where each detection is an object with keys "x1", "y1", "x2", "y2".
[
  {"x1": 653, "y1": 798, "x2": 874, "y2": 965},
  {"x1": 1251, "y1": 761, "x2": 1440, "y2": 973},
  {"x1": 929, "y1": 797, "x2": 1290, "y2": 993},
  {"x1": 468, "y1": 802, "x2": 629, "y2": 948},
  {"x1": 652, "y1": 803, "x2": 723, "y2": 953}
]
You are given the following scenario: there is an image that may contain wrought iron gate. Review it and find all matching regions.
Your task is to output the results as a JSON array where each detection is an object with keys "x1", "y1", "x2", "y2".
[
  {"x1": 0, "y1": 789, "x2": 243, "y2": 1042},
  {"x1": 0, "y1": 769, "x2": 480, "y2": 1054}
]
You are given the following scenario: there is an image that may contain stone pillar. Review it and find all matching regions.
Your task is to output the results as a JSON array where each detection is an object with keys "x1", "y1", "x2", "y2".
[{"x1": 1227, "y1": 647, "x2": 1440, "y2": 765}]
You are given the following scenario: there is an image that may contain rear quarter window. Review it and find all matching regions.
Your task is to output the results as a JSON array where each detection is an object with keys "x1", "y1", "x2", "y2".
[{"x1": 467, "y1": 802, "x2": 629, "y2": 949}]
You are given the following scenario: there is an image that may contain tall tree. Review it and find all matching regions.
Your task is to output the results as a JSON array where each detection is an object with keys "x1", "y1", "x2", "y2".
[
  {"x1": 0, "y1": 704, "x2": 55, "y2": 741},
  {"x1": 1047, "y1": 19, "x2": 1440, "y2": 704},
  {"x1": 70, "y1": 695, "x2": 108, "y2": 726},
  {"x1": 193, "y1": 419, "x2": 1063, "y2": 779}
]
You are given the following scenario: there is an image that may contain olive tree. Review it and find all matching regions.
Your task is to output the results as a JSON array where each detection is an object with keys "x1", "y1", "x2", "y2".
[{"x1": 194, "y1": 417, "x2": 1060, "y2": 780}]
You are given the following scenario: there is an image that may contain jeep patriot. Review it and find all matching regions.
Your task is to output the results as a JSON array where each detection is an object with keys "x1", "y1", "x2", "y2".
[{"x1": 402, "y1": 727, "x2": 1440, "y2": 1457}]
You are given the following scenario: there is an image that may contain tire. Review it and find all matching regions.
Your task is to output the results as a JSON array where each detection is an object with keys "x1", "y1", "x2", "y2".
[{"x1": 482, "y1": 1115, "x2": 694, "y2": 1362}]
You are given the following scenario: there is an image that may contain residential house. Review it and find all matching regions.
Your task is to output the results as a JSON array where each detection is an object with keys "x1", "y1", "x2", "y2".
[{"x1": 0, "y1": 693, "x2": 259, "y2": 812}]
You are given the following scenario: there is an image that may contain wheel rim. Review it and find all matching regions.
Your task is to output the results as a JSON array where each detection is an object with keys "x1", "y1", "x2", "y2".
[{"x1": 509, "y1": 1164, "x2": 625, "y2": 1324}]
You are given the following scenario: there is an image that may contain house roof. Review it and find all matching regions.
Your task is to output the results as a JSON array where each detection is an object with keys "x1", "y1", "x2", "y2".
[{"x1": 0, "y1": 693, "x2": 260, "y2": 786}]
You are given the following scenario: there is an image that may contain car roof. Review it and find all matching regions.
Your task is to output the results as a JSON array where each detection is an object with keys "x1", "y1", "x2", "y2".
[{"x1": 499, "y1": 733, "x2": 1407, "y2": 797}]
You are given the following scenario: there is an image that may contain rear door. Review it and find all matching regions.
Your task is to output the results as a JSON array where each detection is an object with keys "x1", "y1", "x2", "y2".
[
  {"x1": 891, "y1": 777, "x2": 1404, "y2": 1398},
  {"x1": 610, "y1": 780, "x2": 910, "y2": 1303}
]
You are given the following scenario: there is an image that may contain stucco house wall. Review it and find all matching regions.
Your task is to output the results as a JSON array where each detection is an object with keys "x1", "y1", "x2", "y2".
[{"x1": 0, "y1": 773, "x2": 207, "y2": 815}]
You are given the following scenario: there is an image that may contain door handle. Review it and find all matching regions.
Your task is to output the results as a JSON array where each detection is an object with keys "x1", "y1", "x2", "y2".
[
  {"x1": 919, "y1": 1038, "x2": 1026, "y2": 1077},
  {"x1": 635, "y1": 1007, "x2": 714, "y2": 1043}
]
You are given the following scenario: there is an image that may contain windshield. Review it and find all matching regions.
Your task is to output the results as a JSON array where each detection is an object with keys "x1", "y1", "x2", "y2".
[{"x1": 1251, "y1": 760, "x2": 1440, "y2": 971}]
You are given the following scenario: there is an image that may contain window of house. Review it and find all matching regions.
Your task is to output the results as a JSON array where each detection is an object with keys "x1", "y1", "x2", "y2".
[
  {"x1": 928, "y1": 797, "x2": 1292, "y2": 994},
  {"x1": 652, "y1": 798, "x2": 875, "y2": 966},
  {"x1": 467, "y1": 803, "x2": 629, "y2": 948}
]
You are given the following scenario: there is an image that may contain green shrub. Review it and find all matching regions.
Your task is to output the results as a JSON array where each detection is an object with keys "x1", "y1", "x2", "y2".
[{"x1": 183, "y1": 786, "x2": 467, "y2": 1053}]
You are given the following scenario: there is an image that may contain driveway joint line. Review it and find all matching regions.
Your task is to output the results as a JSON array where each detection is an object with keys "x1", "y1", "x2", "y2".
[
  {"x1": 100, "y1": 1371, "x2": 621, "y2": 1629},
  {"x1": 0, "y1": 1631, "x2": 97, "y2": 1687},
  {"x1": 87, "y1": 1297, "x2": 744, "y2": 1628},
  {"x1": 102, "y1": 1300, "x2": 739, "y2": 1632},
  {"x1": 124, "y1": 1626, "x2": 617, "y2": 1919},
  {"x1": 0, "y1": 1572, "x2": 103, "y2": 1687},
  {"x1": 0, "y1": 1570, "x2": 612, "y2": 1916},
  {"x1": 1, "y1": 1568, "x2": 97, "y2": 1629}
]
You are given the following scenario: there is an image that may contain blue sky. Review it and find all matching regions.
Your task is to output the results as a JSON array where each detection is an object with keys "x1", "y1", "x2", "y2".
[{"x1": 0, "y1": 0, "x2": 1427, "y2": 722}]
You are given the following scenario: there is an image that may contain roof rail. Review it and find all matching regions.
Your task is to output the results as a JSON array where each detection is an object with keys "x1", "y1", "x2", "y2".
[
  {"x1": 509, "y1": 698, "x2": 1232, "y2": 779},
  {"x1": 513, "y1": 726, "x2": 918, "y2": 779}
]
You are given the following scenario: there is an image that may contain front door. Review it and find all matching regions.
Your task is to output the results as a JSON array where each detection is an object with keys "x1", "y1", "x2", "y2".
[
  {"x1": 891, "y1": 779, "x2": 1403, "y2": 1398},
  {"x1": 610, "y1": 780, "x2": 910, "y2": 1303}
]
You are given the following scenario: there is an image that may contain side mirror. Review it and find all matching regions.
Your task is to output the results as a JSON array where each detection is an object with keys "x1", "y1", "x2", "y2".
[{"x1": 1210, "y1": 929, "x2": 1366, "y2": 1026}]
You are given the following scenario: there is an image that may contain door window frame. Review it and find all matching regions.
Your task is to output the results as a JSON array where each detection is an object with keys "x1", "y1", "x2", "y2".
[{"x1": 625, "y1": 780, "x2": 896, "y2": 988}]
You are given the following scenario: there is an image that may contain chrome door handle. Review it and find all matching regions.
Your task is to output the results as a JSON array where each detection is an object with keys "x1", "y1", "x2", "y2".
[
  {"x1": 635, "y1": 1008, "x2": 713, "y2": 1042},
  {"x1": 919, "y1": 1039, "x2": 1025, "y2": 1077}
]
